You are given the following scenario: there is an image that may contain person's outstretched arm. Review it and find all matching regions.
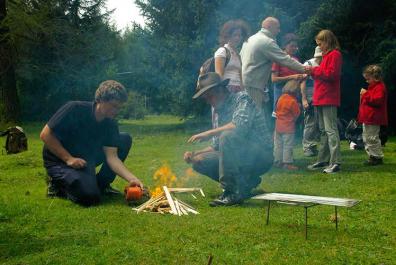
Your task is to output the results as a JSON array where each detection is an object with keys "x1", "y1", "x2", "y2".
[{"x1": 103, "y1": 146, "x2": 143, "y2": 188}]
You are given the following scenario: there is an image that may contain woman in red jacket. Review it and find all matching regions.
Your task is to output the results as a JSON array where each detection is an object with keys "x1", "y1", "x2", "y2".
[
  {"x1": 357, "y1": 65, "x2": 388, "y2": 165},
  {"x1": 306, "y1": 30, "x2": 342, "y2": 173}
]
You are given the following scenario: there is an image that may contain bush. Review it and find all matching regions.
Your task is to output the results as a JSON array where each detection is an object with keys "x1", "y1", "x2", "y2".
[{"x1": 119, "y1": 91, "x2": 147, "y2": 120}]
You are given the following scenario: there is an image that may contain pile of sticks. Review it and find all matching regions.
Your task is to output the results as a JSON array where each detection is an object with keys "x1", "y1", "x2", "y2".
[{"x1": 132, "y1": 186, "x2": 205, "y2": 215}]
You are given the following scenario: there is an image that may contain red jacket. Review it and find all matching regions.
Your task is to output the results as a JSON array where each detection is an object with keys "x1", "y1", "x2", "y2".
[
  {"x1": 311, "y1": 49, "x2": 342, "y2": 106},
  {"x1": 275, "y1": 94, "x2": 301, "y2": 133},
  {"x1": 357, "y1": 81, "x2": 388, "y2": 126}
]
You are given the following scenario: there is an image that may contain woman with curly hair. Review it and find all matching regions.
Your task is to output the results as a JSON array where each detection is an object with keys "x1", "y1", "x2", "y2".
[{"x1": 214, "y1": 19, "x2": 250, "y2": 93}]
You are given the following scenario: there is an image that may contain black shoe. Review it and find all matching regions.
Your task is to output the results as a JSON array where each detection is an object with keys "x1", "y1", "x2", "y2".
[
  {"x1": 209, "y1": 192, "x2": 243, "y2": 207},
  {"x1": 307, "y1": 162, "x2": 328, "y2": 170},
  {"x1": 47, "y1": 181, "x2": 66, "y2": 198},
  {"x1": 363, "y1": 156, "x2": 383, "y2": 166},
  {"x1": 323, "y1": 164, "x2": 340, "y2": 173},
  {"x1": 103, "y1": 186, "x2": 122, "y2": 196}
]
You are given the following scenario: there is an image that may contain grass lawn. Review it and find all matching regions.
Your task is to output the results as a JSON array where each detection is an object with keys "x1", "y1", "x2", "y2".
[{"x1": 0, "y1": 115, "x2": 395, "y2": 265}]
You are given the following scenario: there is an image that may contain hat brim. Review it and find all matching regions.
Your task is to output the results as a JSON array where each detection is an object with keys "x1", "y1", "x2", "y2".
[{"x1": 192, "y1": 78, "x2": 230, "y2": 99}]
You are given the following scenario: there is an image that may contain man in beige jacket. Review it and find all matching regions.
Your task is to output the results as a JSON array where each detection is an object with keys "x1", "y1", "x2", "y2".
[{"x1": 240, "y1": 17, "x2": 308, "y2": 111}]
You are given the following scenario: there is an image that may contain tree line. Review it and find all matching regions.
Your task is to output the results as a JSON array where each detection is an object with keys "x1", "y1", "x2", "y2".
[{"x1": 0, "y1": 0, "x2": 395, "y2": 132}]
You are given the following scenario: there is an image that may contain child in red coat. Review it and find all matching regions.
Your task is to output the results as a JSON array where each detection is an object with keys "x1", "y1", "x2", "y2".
[
  {"x1": 357, "y1": 65, "x2": 388, "y2": 165},
  {"x1": 273, "y1": 80, "x2": 301, "y2": 170}
]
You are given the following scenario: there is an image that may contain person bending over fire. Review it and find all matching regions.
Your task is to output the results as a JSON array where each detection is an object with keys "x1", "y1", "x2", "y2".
[
  {"x1": 40, "y1": 80, "x2": 143, "y2": 206},
  {"x1": 184, "y1": 73, "x2": 273, "y2": 207}
]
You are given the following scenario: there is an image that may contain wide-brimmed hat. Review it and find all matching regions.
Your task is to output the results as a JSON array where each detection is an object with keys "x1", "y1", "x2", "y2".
[
  {"x1": 193, "y1": 72, "x2": 230, "y2": 99},
  {"x1": 314, "y1": 46, "x2": 322, "y2": 57}
]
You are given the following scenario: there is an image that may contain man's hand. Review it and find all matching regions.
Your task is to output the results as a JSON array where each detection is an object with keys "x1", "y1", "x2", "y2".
[
  {"x1": 66, "y1": 157, "x2": 87, "y2": 169},
  {"x1": 304, "y1": 65, "x2": 312, "y2": 74},
  {"x1": 184, "y1": 151, "x2": 194, "y2": 163},
  {"x1": 128, "y1": 177, "x2": 143, "y2": 189},
  {"x1": 188, "y1": 131, "x2": 211, "y2": 143}
]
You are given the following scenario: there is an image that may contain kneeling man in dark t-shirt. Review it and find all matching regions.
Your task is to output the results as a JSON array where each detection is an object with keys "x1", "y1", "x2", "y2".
[{"x1": 40, "y1": 80, "x2": 143, "y2": 206}]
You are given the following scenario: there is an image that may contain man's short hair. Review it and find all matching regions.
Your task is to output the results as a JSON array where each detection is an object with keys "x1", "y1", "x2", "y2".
[{"x1": 95, "y1": 80, "x2": 128, "y2": 103}]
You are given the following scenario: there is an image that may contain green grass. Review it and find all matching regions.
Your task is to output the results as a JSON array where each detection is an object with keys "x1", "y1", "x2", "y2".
[{"x1": 0, "y1": 115, "x2": 395, "y2": 265}]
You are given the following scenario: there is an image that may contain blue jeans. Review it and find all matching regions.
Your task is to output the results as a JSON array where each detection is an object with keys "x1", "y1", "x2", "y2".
[{"x1": 45, "y1": 132, "x2": 132, "y2": 206}]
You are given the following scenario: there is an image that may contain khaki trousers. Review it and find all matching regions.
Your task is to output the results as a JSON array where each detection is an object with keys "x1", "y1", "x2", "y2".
[
  {"x1": 316, "y1": 106, "x2": 341, "y2": 165},
  {"x1": 363, "y1": 124, "x2": 383, "y2": 158},
  {"x1": 274, "y1": 131, "x2": 295, "y2": 164}
]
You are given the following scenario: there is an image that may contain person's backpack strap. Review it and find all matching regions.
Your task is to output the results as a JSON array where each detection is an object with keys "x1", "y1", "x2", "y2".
[{"x1": 223, "y1": 46, "x2": 231, "y2": 68}]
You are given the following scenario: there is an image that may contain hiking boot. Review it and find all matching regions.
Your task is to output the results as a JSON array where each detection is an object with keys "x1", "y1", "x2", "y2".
[
  {"x1": 103, "y1": 185, "x2": 122, "y2": 196},
  {"x1": 307, "y1": 162, "x2": 328, "y2": 170},
  {"x1": 209, "y1": 192, "x2": 243, "y2": 207},
  {"x1": 283, "y1": 164, "x2": 298, "y2": 170},
  {"x1": 363, "y1": 156, "x2": 383, "y2": 166},
  {"x1": 323, "y1": 164, "x2": 340, "y2": 174}
]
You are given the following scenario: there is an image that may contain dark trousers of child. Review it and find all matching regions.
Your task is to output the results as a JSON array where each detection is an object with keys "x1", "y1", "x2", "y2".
[{"x1": 45, "y1": 133, "x2": 132, "y2": 206}]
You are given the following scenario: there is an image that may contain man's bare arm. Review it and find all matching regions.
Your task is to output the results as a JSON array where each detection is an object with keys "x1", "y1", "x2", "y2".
[
  {"x1": 40, "y1": 125, "x2": 86, "y2": 169},
  {"x1": 187, "y1": 122, "x2": 236, "y2": 143},
  {"x1": 103, "y1": 146, "x2": 143, "y2": 188}
]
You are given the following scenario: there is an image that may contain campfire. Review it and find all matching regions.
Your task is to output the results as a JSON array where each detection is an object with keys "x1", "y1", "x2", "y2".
[{"x1": 132, "y1": 164, "x2": 205, "y2": 215}]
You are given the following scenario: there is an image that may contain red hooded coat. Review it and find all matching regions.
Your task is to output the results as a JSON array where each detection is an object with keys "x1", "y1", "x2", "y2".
[
  {"x1": 311, "y1": 49, "x2": 342, "y2": 107},
  {"x1": 357, "y1": 81, "x2": 388, "y2": 126}
]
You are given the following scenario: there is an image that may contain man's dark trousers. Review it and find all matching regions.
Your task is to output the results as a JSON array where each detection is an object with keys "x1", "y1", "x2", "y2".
[
  {"x1": 45, "y1": 133, "x2": 132, "y2": 206},
  {"x1": 192, "y1": 130, "x2": 273, "y2": 195}
]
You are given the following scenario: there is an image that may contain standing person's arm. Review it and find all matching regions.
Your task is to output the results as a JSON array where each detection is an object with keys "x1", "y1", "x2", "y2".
[
  {"x1": 40, "y1": 125, "x2": 87, "y2": 169},
  {"x1": 363, "y1": 83, "x2": 386, "y2": 107},
  {"x1": 265, "y1": 39, "x2": 305, "y2": 73},
  {"x1": 311, "y1": 50, "x2": 342, "y2": 81},
  {"x1": 214, "y1": 47, "x2": 228, "y2": 78},
  {"x1": 300, "y1": 80, "x2": 309, "y2": 109},
  {"x1": 103, "y1": 147, "x2": 143, "y2": 188}
]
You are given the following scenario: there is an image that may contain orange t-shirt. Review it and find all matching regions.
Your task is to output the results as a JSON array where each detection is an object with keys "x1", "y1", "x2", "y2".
[{"x1": 275, "y1": 94, "x2": 301, "y2": 133}]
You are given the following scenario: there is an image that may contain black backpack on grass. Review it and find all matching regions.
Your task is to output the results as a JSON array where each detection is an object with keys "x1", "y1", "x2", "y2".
[{"x1": 0, "y1": 126, "x2": 28, "y2": 154}]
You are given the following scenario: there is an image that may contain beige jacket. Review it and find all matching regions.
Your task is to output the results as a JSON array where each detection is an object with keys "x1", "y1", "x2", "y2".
[{"x1": 240, "y1": 28, "x2": 305, "y2": 90}]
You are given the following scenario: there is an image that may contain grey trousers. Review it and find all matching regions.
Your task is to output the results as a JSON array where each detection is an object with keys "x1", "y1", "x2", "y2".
[
  {"x1": 316, "y1": 106, "x2": 341, "y2": 165},
  {"x1": 274, "y1": 131, "x2": 295, "y2": 164},
  {"x1": 192, "y1": 130, "x2": 273, "y2": 194},
  {"x1": 302, "y1": 103, "x2": 320, "y2": 151},
  {"x1": 363, "y1": 124, "x2": 383, "y2": 158}
]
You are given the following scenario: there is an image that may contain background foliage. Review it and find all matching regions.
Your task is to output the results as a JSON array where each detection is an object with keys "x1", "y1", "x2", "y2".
[{"x1": 0, "y1": 0, "x2": 395, "y2": 131}]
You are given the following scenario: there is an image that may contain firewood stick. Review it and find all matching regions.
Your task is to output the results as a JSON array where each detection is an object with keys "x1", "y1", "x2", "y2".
[
  {"x1": 178, "y1": 203, "x2": 188, "y2": 215},
  {"x1": 136, "y1": 195, "x2": 164, "y2": 212},
  {"x1": 178, "y1": 200, "x2": 199, "y2": 214},
  {"x1": 174, "y1": 199, "x2": 182, "y2": 216},
  {"x1": 163, "y1": 186, "x2": 177, "y2": 215}
]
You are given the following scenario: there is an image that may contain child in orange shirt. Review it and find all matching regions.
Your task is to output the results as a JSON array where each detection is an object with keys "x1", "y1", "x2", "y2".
[{"x1": 273, "y1": 80, "x2": 301, "y2": 170}]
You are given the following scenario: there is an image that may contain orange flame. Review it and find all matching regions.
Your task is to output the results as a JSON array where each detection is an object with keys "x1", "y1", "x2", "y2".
[{"x1": 150, "y1": 164, "x2": 177, "y2": 197}]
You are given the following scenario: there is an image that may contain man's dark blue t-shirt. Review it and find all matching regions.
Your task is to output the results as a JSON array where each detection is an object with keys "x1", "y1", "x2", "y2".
[{"x1": 43, "y1": 101, "x2": 119, "y2": 167}]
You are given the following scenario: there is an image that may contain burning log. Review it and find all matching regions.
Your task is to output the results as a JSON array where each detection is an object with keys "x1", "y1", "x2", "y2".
[{"x1": 132, "y1": 186, "x2": 204, "y2": 215}]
